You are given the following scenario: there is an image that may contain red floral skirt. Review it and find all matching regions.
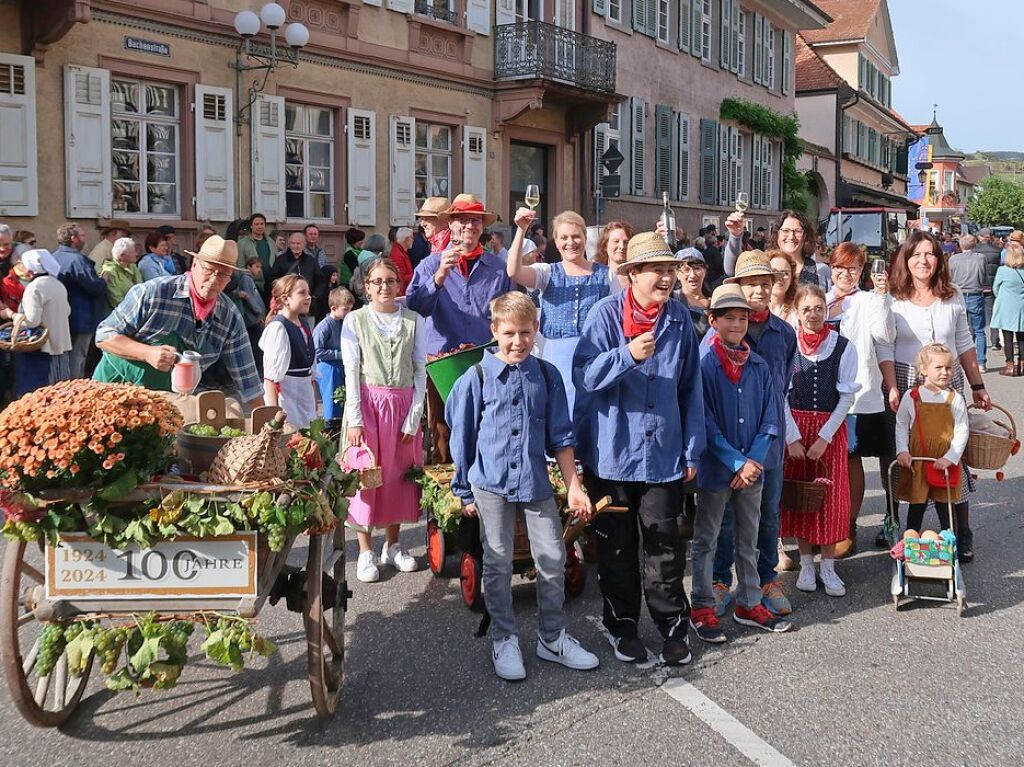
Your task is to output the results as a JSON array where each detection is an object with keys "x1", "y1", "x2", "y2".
[{"x1": 781, "y1": 409, "x2": 850, "y2": 545}]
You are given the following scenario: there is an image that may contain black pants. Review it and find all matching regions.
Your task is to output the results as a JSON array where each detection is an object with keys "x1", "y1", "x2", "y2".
[
  {"x1": 906, "y1": 501, "x2": 959, "y2": 532},
  {"x1": 1002, "y1": 330, "x2": 1024, "y2": 363},
  {"x1": 585, "y1": 473, "x2": 689, "y2": 640}
]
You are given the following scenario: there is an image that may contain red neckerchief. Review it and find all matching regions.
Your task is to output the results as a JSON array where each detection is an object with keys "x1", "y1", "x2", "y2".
[
  {"x1": 712, "y1": 336, "x2": 751, "y2": 384},
  {"x1": 187, "y1": 273, "x2": 217, "y2": 322},
  {"x1": 457, "y1": 243, "x2": 485, "y2": 278},
  {"x1": 429, "y1": 229, "x2": 451, "y2": 254},
  {"x1": 750, "y1": 308, "x2": 770, "y2": 324},
  {"x1": 798, "y1": 325, "x2": 832, "y2": 356},
  {"x1": 623, "y1": 287, "x2": 662, "y2": 338}
]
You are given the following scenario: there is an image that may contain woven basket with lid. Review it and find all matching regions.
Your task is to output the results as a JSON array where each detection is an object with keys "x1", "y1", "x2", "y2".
[{"x1": 206, "y1": 411, "x2": 287, "y2": 484}]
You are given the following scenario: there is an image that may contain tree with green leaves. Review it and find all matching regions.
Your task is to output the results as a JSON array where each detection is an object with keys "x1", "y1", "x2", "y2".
[{"x1": 967, "y1": 176, "x2": 1024, "y2": 227}]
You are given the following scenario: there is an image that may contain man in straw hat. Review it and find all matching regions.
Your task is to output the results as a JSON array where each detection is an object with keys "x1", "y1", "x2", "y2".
[
  {"x1": 573, "y1": 232, "x2": 705, "y2": 667},
  {"x1": 702, "y1": 249, "x2": 797, "y2": 618},
  {"x1": 94, "y1": 235, "x2": 263, "y2": 407},
  {"x1": 415, "y1": 196, "x2": 451, "y2": 254},
  {"x1": 408, "y1": 193, "x2": 512, "y2": 462},
  {"x1": 88, "y1": 220, "x2": 132, "y2": 270}
]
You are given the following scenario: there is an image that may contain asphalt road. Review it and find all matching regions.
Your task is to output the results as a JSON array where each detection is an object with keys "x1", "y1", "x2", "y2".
[{"x1": 2, "y1": 356, "x2": 1024, "y2": 766}]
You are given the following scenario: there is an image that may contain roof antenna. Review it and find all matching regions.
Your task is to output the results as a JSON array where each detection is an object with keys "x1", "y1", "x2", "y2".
[{"x1": 932, "y1": 103, "x2": 938, "y2": 122}]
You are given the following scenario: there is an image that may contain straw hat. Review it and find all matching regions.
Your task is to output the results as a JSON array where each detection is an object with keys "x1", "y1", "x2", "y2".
[
  {"x1": 444, "y1": 193, "x2": 497, "y2": 227},
  {"x1": 710, "y1": 284, "x2": 752, "y2": 312},
  {"x1": 100, "y1": 219, "x2": 132, "y2": 235},
  {"x1": 724, "y1": 249, "x2": 775, "y2": 283},
  {"x1": 1009, "y1": 230, "x2": 1024, "y2": 244},
  {"x1": 184, "y1": 235, "x2": 241, "y2": 271},
  {"x1": 617, "y1": 232, "x2": 681, "y2": 275},
  {"x1": 415, "y1": 196, "x2": 450, "y2": 221}
]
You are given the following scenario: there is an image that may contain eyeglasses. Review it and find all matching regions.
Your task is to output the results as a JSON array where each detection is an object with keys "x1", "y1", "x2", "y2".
[
  {"x1": 832, "y1": 265, "x2": 861, "y2": 275},
  {"x1": 772, "y1": 275, "x2": 789, "y2": 284},
  {"x1": 367, "y1": 278, "x2": 399, "y2": 287},
  {"x1": 452, "y1": 216, "x2": 483, "y2": 226},
  {"x1": 778, "y1": 228, "x2": 804, "y2": 238},
  {"x1": 196, "y1": 262, "x2": 233, "y2": 281},
  {"x1": 679, "y1": 264, "x2": 706, "y2": 274}
]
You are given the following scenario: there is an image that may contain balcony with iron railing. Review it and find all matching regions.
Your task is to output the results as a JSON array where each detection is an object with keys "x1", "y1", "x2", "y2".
[
  {"x1": 494, "y1": 22, "x2": 616, "y2": 96},
  {"x1": 415, "y1": 0, "x2": 458, "y2": 25}
]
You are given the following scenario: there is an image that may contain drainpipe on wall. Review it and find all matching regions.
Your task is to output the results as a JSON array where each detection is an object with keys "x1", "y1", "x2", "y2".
[{"x1": 837, "y1": 83, "x2": 858, "y2": 207}]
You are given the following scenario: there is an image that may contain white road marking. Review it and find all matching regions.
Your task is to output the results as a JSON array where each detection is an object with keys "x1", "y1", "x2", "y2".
[{"x1": 661, "y1": 677, "x2": 798, "y2": 767}]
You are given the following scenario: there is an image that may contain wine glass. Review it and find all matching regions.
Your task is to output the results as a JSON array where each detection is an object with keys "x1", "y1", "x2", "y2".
[
  {"x1": 871, "y1": 258, "x2": 887, "y2": 276},
  {"x1": 734, "y1": 192, "x2": 749, "y2": 213},
  {"x1": 524, "y1": 184, "x2": 541, "y2": 211}
]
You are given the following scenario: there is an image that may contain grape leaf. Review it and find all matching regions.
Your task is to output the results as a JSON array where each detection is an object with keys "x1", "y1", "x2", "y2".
[
  {"x1": 99, "y1": 471, "x2": 139, "y2": 501},
  {"x1": 129, "y1": 636, "x2": 160, "y2": 675},
  {"x1": 251, "y1": 634, "x2": 278, "y2": 657},
  {"x1": 212, "y1": 515, "x2": 235, "y2": 536},
  {"x1": 106, "y1": 668, "x2": 140, "y2": 693},
  {"x1": 200, "y1": 629, "x2": 230, "y2": 665},
  {"x1": 149, "y1": 661, "x2": 183, "y2": 689}
]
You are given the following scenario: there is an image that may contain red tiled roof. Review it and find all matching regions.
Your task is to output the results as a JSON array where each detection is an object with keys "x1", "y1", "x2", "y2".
[
  {"x1": 801, "y1": 0, "x2": 881, "y2": 44},
  {"x1": 795, "y1": 34, "x2": 843, "y2": 91}
]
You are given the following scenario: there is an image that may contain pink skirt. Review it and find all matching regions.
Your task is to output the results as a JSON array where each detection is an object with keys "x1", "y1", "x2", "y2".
[
  {"x1": 346, "y1": 385, "x2": 423, "y2": 529},
  {"x1": 781, "y1": 409, "x2": 850, "y2": 545}
]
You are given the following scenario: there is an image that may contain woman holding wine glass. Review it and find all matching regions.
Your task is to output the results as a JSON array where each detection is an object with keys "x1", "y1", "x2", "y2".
[
  {"x1": 724, "y1": 206, "x2": 831, "y2": 289},
  {"x1": 506, "y1": 198, "x2": 609, "y2": 413}
]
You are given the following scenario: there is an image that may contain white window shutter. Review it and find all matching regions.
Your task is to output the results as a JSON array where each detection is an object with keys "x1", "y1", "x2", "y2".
[
  {"x1": 720, "y1": 0, "x2": 731, "y2": 70},
  {"x1": 363, "y1": 0, "x2": 382, "y2": 7},
  {"x1": 496, "y1": 0, "x2": 516, "y2": 25},
  {"x1": 593, "y1": 0, "x2": 607, "y2": 16},
  {"x1": 782, "y1": 31, "x2": 792, "y2": 94},
  {"x1": 718, "y1": 124, "x2": 729, "y2": 206},
  {"x1": 194, "y1": 85, "x2": 234, "y2": 222},
  {"x1": 692, "y1": 0, "x2": 703, "y2": 58},
  {"x1": 347, "y1": 108, "x2": 376, "y2": 226},
  {"x1": 251, "y1": 94, "x2": 286, "y2": 222},
  {"x1": 593, "y1": 124, "x2": 608, "y2": 187},
  {"x1": 673, "y1": 112, "x2": 690, "y2": 201},
  {"x1": 730, "y1": 0, "x2": 740, "y2": 73},
  {"x1": 751, "y1": 133, "x2": 762, "y2": 208},
  {"x1": 389, "y1": 115, "x2": 416, "y2": 226},
  {"x1": 753, "y1": 14, "x2": 762, "y2": 84},
  {"x1": 467, "y1": 0, "x2": 490, "y2": 34},
  {"x1": 387, "y1": 0, "x2": 413, "y2": 12},
  {"x1": 678, "y1": 0, "x2": 691, "y2": 53},
  {"x1": 0, "y1": 54, "x2": 38, "y2": 217},
  {"x1": 64, "y1": 65, "x2": 111, "y2": 219},
  {"x1": 630, "y1": 97, "x2": 645, "y2": 195},
  {"x1": 462, "y1": 125, "x2": 487, "y2": 202}
]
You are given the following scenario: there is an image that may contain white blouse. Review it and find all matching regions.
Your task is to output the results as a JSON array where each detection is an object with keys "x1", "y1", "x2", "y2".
[
  {"x1": 826, "y1": 289, "x2": 896, "y2": 415},
  {"x1": 875, "y1": 292, "x2": 973, "y2": 368},
  {"x1": 784, "y1": 331, "x2": 861, "y2": 444},
  {"x1": 895, "y1": 386, "x2": 969, "y2": 465},
  {"x1": 259, "y1": 320, "x2": 308, "y2": 382},
  {"x1": 340, "y1": 307, "x2": 427, "y2": 436}
]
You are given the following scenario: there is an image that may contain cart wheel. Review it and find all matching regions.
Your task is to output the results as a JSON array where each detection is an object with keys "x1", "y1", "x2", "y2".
[
  {"x1": 459, "y1": 553, "x2": 485, "y2": 613},
  {"x1": 0, "y1": 540, "x2": 93, "y2": 727},
  {"x1": 564, "y1": 544, "x2": 585, "y2": 598},
  {"x1": 304, "y1": 529, "x2": 348, "y2": 718},
  {"x1": 426, "y1": 520, "x2": 447, "y2": 576},
  {"x1": 957, "y1": 598, "x2": 967, "y2": 617}
]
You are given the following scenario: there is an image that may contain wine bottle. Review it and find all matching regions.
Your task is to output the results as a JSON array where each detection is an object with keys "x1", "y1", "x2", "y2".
[{"x1": 660, "y1": 192, "x2": 677, "y2": 251}]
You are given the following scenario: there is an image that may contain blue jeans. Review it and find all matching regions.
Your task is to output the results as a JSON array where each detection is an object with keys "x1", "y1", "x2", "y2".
[
  {"x1": 963, "y1": 293, "x2": 987, "y2": 367},
  {"x1": 712, "y1": 465, "x2": 783, "y2": 587}
]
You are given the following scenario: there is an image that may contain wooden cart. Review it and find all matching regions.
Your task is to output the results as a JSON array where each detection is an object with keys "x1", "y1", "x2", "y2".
[{"x1": 0, "y1": 480, "x2": 350, "y2": 727}]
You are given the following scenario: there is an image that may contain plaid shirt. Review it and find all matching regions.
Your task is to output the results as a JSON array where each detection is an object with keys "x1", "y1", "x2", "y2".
[{"x1": 95, "y1": 275, "x2": 262, "y2": 402}]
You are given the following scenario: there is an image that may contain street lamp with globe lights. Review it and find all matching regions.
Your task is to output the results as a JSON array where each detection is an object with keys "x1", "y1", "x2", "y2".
[{"x1": 230, "y1": 3, "x2": 309, "y2": 134}]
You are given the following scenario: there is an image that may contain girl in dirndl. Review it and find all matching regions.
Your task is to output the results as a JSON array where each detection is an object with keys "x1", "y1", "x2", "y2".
[
  {"x1": 260, "y1": 275, "x2": 317, "y2": 429},
  {"x1": 782, "y1": 285, "x2": 860, "y2": 598},
  {"x1": 341, "y1": 257, "x2": 426, "y2": 584},
  {"x1": 895, "y1": 343, "x2": 968, "y2": 532}
]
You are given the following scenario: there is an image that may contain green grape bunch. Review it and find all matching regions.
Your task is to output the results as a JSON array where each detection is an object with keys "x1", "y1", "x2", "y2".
[{"x1": 34, "y1": 623, "x2": 67, "y2": 678}]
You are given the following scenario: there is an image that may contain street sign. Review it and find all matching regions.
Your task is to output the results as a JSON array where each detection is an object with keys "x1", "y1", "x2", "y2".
[
  {"x1": 601, "y1": 145, "x2": 625, "y2": 174},
  {"x1": 600, "y1": 174, "x2": 621, "y2": 199}
]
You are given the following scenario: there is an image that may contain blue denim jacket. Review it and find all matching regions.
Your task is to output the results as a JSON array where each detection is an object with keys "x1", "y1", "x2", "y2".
[
  {"x1": 702, "y1": 314, "x2": 795, "y2": 469},
  {"x1": 446, "y1": 349, "x2": 573, "y2": 504},
  {"x1": 572, "y1": 294, "x2": 705, "y2": 484},
  {"x1": 53, "y1": 245, "x2": 107, "y2": 334},
  {"x1": 699, "y1": 349, "x2": 779, "y2": 490},
  {"x1": 406, "y1": 251, "x2": 513, "y2": 355}
]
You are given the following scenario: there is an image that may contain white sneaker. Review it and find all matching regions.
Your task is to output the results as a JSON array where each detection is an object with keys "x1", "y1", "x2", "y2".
[
  {"x1": 380, "y1": 542, "x2": 418, "y2": 573},
  {"x1": 492, "y1": 636, "x2": 526, "y2": 681},
  {"x1": 820, "y1": 567, "x2": 846, "y2": 597},
  {"x1": 356, "y1": 550, "x2": 380, "y2": 583},
  {"x1": 536, "y1": 630, "x2": 600, "y2": 671},
  {"x1": 796, "y1": 564, "x2": 817, "y2": 592}
]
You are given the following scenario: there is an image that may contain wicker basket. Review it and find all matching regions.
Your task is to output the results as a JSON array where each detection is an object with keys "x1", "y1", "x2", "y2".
[
  {"x1": 781, "y1": 459, "x2": 828, "y2": 514},
  {"x1": 342, "y1": 444, "x2": 383, "y2": 490},
  {"x1": 206, "y1": 412, "x2": 287, "y2": 484},
  {"x1": 0, "y1": 318, "x2": 48, "y2": 353},
  {"x1": 964, "y1": 403, "x2": 1018, "y2": 470}
]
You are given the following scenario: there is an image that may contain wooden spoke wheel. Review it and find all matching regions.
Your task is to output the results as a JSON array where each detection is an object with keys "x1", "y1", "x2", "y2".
[
  {"x1": 304, "y1": 528, "x2": 348, "y2": 718},
  {"x1": 426, "y1": 519, "x2": 447, "y2": 576},
  {"x1": 564, "y1": 543, "x2": 585, "y2": 598},
  {"x1": 1, "y1": 540, "x2": 93, "y2": 727},
  {"x1": 459, "y1": 552, "x2": 484, "y2": 612}
]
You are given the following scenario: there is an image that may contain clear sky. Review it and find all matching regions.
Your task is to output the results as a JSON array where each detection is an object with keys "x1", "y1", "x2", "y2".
[{"x1": 889, "y1": 0, "x2": 1023, "y2": 154}]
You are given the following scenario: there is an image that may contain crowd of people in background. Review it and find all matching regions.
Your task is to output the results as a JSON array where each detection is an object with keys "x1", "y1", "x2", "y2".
[{"x1": 0, "y1": 201, "x2": 1019, "y2": 681}]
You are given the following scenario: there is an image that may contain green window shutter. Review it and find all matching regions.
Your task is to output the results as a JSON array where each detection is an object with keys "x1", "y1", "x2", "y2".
[
  {"x1": 692, "y1": 0, "x2": 703, "y2": 58},
  {"x1": 654, "y1": 105, "x2": 672, "y2": 195},
  {"x1": 699, "y1": 118, "x2": 718, "y2": 204},
  {"x1": 679, "y1": 0, "x2": 692, "y2": 52}
]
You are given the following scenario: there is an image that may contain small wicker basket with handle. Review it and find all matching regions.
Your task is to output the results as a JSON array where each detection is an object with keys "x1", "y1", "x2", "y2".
[
  {"x1": 781, "y1": 458, "x2": 829, "y2": 514},
  {"x1": 341, "y1": 444, "x2": 383, "y2": 490},
  {"x1": 206, "y1": 411, "x2": 287, "y2": 485},
  {"x1": 964, "y1": 403, "x2": 1018, "y2": 470},
  {"x1": 0, "y1": 317, "x2": 48, "y2": 353}
]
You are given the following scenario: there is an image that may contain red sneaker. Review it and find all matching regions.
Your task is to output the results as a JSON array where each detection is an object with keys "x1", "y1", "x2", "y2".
[
  {"x1": 689, "y1": 606, "x2": 727, "y2": 644},
  {"x1": 733, "y1": 603, "x2": 792, "y2": 633}
]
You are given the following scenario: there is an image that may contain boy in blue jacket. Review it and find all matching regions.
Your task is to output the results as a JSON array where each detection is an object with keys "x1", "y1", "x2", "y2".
[
  {"x1": 446, "y1": 291, "x2": 597, "y2": 682},
  {"x1": 691, "y1": 285, "x2": 790, "y2": 642}
]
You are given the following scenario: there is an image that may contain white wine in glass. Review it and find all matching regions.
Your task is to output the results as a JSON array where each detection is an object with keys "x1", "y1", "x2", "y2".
[
  {"x1": 525, "y1": 184, "x2": 541, "y2": 210},
  {"x1": 735, "y1": 192, "x2": 749, "y2": 213}
]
